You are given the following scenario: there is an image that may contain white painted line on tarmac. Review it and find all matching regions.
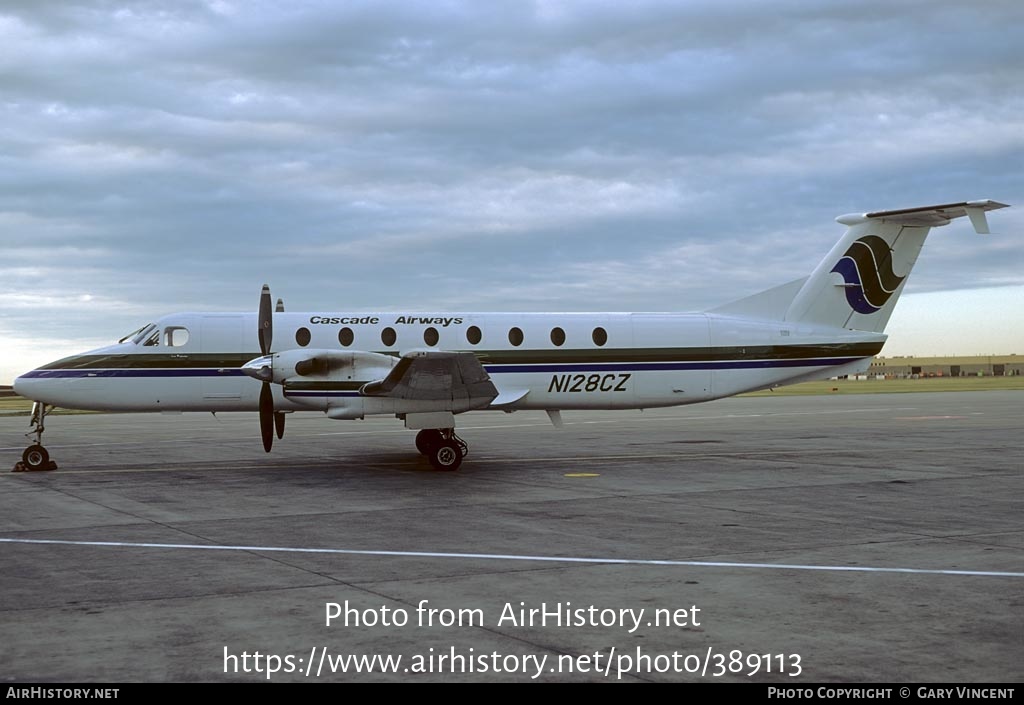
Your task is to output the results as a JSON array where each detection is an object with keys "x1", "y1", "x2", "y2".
[{"x1": 2, "y1": 537, "x2": 1021, "y2": 578}]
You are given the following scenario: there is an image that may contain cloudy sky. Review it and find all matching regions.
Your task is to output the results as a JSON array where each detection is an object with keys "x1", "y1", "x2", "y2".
[{"x1": 2, "y1": 0, "x2": 1023, "y2": 383}]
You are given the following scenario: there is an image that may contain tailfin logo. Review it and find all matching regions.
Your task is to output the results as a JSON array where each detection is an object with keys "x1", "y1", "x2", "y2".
[{"x1": 830, "y1": 235, "x2": 905, "y2": 314}]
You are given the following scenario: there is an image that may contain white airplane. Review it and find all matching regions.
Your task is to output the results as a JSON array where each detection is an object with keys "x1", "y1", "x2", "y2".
[{"x1": 12, "y1": 200, "x2": 1008, "y2": 472}]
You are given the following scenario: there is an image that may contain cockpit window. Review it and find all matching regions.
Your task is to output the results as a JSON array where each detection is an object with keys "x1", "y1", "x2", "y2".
[
  {"x1": 120, "y1": 323, "x2": 156, "y2": 345},
  {"x1": 121, "y1": 323, "x2": 189, "y2": 347}
]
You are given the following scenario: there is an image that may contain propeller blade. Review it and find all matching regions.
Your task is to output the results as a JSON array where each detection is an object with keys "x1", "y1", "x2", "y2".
[
  {"x1": 258, "y1": 284, "x2": 273, "y2": 356},
  {"x1": 259, "y1": 382, "x2": 274, "y2": 453},
  {"x1": 274, "y1": 411, "x2": 286, "y2": 439},
  {"x1": 275, "y1": 298, "x2": 285, "y2": 313}
]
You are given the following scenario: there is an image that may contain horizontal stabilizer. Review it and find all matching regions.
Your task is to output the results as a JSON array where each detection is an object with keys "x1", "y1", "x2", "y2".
[{"x1": 836, "y1": 199, "x2": 1007, "y2": 233}]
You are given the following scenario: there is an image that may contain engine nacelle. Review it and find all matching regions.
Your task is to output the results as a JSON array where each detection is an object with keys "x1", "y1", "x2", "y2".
[
  {"x1": 242, "y1": 349, "x2": 398, "y2": 386},
  {"x1": 279, "y1": 349, "x2": 398, "y2": 384}
]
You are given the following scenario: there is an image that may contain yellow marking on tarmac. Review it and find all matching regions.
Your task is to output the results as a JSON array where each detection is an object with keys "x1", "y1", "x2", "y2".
[{"x1": 564, "y1": 472, "x2": 601, "y2": 477}]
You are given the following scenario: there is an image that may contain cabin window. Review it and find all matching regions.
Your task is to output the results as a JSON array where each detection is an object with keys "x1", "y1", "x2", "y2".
[
  {"x1": 295, "y1": 327, "x2": 311, "y2": 347},
  {"x1": 381, "y1": 327, "x2": 397, "y2": 347},
  {"x1": 338, "y1": 327, "x2": 354, "y2": 347},
  {"x1": 163, "y1": 327, "x2": 189, "y2": 347},
  {"x1": 424, "y1": 327, "x2": 439, "y2": 346},
  {"x1": 508, "y1": 327, "x2": 524, "y2": 347},
  {"x1": 550, "y1": 327, "x2": 566, "y2": 347},
  {"x1": 592, "y1": 327, "x2": 607, "y2": 346},
  {"x1": 466, "y1": 325, "x2": 482, "y2": 345}
]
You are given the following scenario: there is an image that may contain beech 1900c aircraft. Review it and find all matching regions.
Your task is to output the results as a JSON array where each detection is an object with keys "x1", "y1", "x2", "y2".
[{"x1": 13, "y1": 200, "x2": 1008, "y2": 471}]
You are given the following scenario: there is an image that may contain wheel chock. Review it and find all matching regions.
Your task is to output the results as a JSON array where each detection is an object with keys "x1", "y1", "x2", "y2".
[{"x1": 11, "y1": 460, "x2": 58, "y2": 472}]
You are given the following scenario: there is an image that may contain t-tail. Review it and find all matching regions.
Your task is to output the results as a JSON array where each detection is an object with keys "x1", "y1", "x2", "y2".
[{"x1": 714, "y1": 200, "x2": 1008, "y2": 332}]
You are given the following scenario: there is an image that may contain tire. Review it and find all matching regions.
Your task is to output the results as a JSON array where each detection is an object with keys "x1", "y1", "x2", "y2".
[
  {"x1": 429, "y1": 440, "x2": 462, "y2": 471},
  {"x1": 23, "y1": 444, "x2": 49, "y2": 470},
  {"x1": 415, "y1": 429, "x2": 443, "y2": 456}
]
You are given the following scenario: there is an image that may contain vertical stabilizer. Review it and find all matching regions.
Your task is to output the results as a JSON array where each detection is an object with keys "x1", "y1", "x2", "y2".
[{"x1": 783, "y1": 200, "x2": 1007, "y2": 332}]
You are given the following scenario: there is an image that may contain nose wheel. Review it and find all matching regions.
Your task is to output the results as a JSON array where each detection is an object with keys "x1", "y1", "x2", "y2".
[
  {"x1": 415, "y1": 428, "x2": 467, "y2": 471},
  {"x1": 13, "y1": 403, "x2": 58, "y2": 472}
]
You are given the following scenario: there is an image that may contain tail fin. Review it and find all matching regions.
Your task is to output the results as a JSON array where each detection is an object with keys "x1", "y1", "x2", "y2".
[{"x1": 779, "y1": 200, "x2": 1007, "y2": 332}]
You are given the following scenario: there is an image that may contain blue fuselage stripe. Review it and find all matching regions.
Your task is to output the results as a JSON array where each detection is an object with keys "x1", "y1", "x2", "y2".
[
  {"x1": 20, "y1": 368, "x2": 245, "y2": 379},
  {"x1": 21, "y1": 356, "x2": 861, "y2": 380},
  {"x1": 484, "y1": 357, "x2": 862, "y2": 373},
  {"x1": 285, "y1": 391, "x2": 361, "y2": 398}
]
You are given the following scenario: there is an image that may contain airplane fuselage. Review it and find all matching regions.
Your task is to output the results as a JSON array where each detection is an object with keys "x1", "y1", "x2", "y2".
[{"x1": 15, "y1": 310, "x2": 883, "y2": 416}]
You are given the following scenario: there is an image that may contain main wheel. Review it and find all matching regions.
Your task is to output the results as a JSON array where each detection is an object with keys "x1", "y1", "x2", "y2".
[
  {"x1": 429, "y1": 440, "x2": 462, "y2": 471},
  {"x1": 23, "y1": 444, "x2": 49, "y2": 470},
  {"x1": 415, "y1": 429, "x2": 443, "y2": 456}
]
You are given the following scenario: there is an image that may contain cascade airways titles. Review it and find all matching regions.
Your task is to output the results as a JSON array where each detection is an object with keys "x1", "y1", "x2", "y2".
[{"x1": 310, "y1": 316, "x2": 463, "y2": 327}]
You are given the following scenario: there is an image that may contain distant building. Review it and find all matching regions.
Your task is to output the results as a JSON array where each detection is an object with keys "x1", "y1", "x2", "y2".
[{"x1": 868, "y1": 354, "x2": 1022, "y2": 378}]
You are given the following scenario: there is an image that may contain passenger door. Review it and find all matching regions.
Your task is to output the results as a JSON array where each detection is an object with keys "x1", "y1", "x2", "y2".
[{"x1": 200, "y1": 315, "x2": 245, "y2": 399}]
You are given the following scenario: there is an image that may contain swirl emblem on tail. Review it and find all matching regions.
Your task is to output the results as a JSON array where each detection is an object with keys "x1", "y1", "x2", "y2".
[{"x1": 830, "y1": 235, "x2": 905, "y2": 314}]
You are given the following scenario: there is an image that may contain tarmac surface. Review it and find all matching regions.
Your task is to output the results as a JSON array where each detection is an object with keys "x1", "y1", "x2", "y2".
[{"x1": 1, "y1": 391, "x2": 1022, "y2": 683}]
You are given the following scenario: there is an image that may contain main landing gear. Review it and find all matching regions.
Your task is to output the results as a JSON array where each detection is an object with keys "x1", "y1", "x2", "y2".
[
  {"x1": 415, "y1": 428, "x2": 468, "y2": 471},
  {"x1": 13, "y1": 403, "x2": 58, "y2": 472}
]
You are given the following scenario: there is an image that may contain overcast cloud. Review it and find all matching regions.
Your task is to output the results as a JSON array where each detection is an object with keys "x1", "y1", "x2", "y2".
[{"x1": 1, "y1": 0, "x2": 1023, "y2": 382}]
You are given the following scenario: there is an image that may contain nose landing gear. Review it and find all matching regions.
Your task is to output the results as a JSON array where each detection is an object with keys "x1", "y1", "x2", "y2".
[{"x1": 13, "y1": 403, "x2": 58, "y2": 472}]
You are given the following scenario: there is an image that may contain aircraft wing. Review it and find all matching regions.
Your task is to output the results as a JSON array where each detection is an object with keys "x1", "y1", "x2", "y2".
[{"x1": 361, "y1": 351, "x2": 498, "y2": 409}]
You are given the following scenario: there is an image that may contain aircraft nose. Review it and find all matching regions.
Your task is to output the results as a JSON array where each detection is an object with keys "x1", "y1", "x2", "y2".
[
  {"x1": 12, "y1": 369, "x2": 57, "y2": 404},
  {"x1": 12, "y1": 373, "x2": 29, "y2": 398},
  {"x1": 12, "y1": 370, "x2": 47, "y2": 402},
  {"x1": 12, "y1": 370, "x2": 72, "y2": 408}
]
